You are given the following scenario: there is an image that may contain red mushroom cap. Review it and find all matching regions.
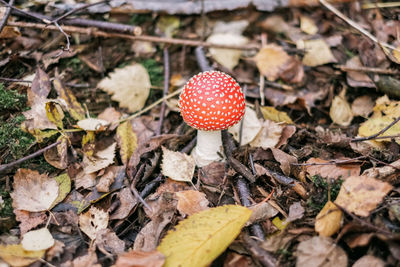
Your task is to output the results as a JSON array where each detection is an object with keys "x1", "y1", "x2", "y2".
[{"x1": 179, "y1": 71, "x2": 246, "y2": 131}]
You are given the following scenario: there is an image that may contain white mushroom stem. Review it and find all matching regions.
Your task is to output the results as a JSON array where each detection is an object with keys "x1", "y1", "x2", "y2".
[{"x1": 191, "y1": 130, "x2": 224, "y2": 167}]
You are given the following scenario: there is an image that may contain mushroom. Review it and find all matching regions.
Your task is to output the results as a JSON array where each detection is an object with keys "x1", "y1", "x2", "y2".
[{"x1": 178, "y1": 71, "x2": 246, "y2": 167}]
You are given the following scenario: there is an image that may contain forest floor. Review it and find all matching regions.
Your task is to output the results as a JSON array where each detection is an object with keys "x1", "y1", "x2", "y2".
[{"x1": 0, "y1": 1, "x2": 400, "y2": 266}]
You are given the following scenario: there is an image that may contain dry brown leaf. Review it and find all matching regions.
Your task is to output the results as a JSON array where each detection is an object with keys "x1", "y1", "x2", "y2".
[
  {"x1": 296, "y1": 236, "x2": 347, "y2": 267},
  {"x1": 345, "y1": 57, "x2": 375, "y2": 88},
  {"x1": 28, "y1": 67, "x2": 51, "y2": 104},
  {"x1": 287, "y1": 202, "x2": 305, "y2": 222},
  {"x1": 247, "y1": 202, "x2": 278, "y2": 225},
  {"x1": 79, "y1": 206, "x2": 109, "y2": 240},
  {"x1": 207, "y1": 33, "x2": 248, "y2": 70},
  {"x1": 270, "y1": 148, "x2": 297, "y2": 176},
  {"x1": 96, "y1": 166, "x2": 117, "y2": 193},
  {"x1": 299, "y1": 39, "x2": 336, "y2": 67},
  {"x1": 228, "y1": 107, "x2": 262, "y2": 145},
  {"x1": 250, "y1": 120, "x2": 283, "y2": 149},
  {"x1": 330, "y1": 91, "x2": 353, "y2": 126},
  {"x1": 254, "y1": 44, "x2": 291, "y2": 81},
  {"x1": 335, "y1": 176, "x2": 393, "y2": 217},
  {"x1": 95, "y1": 229, "x2": 125, "y2": 255},
  {"x1": 97, "y1": 107, "x2": 121, "y2": 131},
  {"x1": 98, "y1": 63, "x2": 151, "y2": 113},
  {"x1": 115, "y1": 250, "x2": 165, "y2": 267},
  {"x1": 362, "y1": 158, "x2": 400, "y2": 179},
  {"x1": 70, "y1": 248, "x2": 101, "y2": 267},
  {"x1": 82, "y1": 142, "x2": 116, "y2": 174},
  {"x1": 44, "y1": 136, "x2": 68, "y2": 169},
  {"x1": 351, "y1": 95, "x2": 374, "y2": 118},
  {"x1": 46, "y1": 240, "x2": 65, "y2": 261},
  {"x1": 176, "y1": 190, "x2": 209, "y2": 216},
  {"x1": 14, "y1": 210, "x2": 47, "y2": 235},
  {"x1": 276, "y1": 125, "x2": 296, "y2": 148},
  {"x1": 21, "y1": 227, "x2": 55, "y2": 251},
  {"x1": 77, "y1": 118, "x2": 109, "y2": 132},
  {"x1": 315, "y1": 201, "x2": 343, "y2": 237},
  {"x1": 110, "y1": 187, "x2": 137, "y2": 220},
  {"x1": 305, "y1": 158, "x2": 361, "y2": 180},
  {"x1": 11, "y1": 169, "x2": 59, "y2": 212},
  {"x1": 352, "y1": 255, "x2": 385, "y2": 267},
  {"x1": 22, "y1": 98, "x2": 58, "y2": 130},
  {"x1": 161, "y1": 146, "x2": 195, "y2": 182},
  {"x1": 198, "y1": 162, "x2": 226, "y2": 186},
  {"x1": 74, "y1": 170, "x2": 97, "y2": 189}
]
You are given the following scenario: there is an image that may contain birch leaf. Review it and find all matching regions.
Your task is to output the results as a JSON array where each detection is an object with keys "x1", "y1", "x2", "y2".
[
  {"x1": 116, "y1": 121, "x2": 138, "y2": 165},
  {"x1": 98, "y1": 63, "x2": 151, "y2": 113},
  {"x1": 82, "y1": 142, "x2": 116, "y2": 174},
  {"x1": 22, "y1": 228, "x2": 55, "y2": 251},
  {"x1": 79, "y1": 206, "x2": 109, "y2": 240},
  {"x1": 158, "y1": 205, "x2": 252, "y2": 267},
  {"x1": 53, "y1": 76, "x2": 86, "y2": 120},
  {"x1": 161, "y1": 147, "x2": 195, "y2": 182},
  {"x1": 315, "y1": 201, "x2": 343, "y2": 237}
]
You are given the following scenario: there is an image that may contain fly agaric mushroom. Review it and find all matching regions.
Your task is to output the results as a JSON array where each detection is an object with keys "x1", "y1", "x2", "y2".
[{"x1": 179, "y1": 71, "x2": 245, "y2": 167}]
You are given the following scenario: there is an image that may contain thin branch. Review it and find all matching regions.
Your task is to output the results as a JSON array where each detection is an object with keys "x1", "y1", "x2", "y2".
[
  {"x1": 335, "y1": 65, "x2": 400, "y2": 75},
  {"x1": 51, "y1": 0, "x2": 109, "y2": 23},
  {"x1": 0, "y1": 0, "x2": 14, "y2": 33},
  {"x1": 351, "y1": 117, "x2": 400, "y2": 142},
  {"x1": 0, "y1": 141, "x2": 61, "y2": 173},
  {"x1": 156, "y1": 47, "x2": 170, "y2": 136},
  {"x1": 292, "y1": 156, "x2": 366, "y2": 166},
  {"x1": 0, "y1": 77, "x2": 32, "y2": 83},
  {"x1": 319, "y1": 0, "x2": 398, "y2": 52},
  {"x1": 7, "y1": 21, "x2": 260, "y2": 51}
]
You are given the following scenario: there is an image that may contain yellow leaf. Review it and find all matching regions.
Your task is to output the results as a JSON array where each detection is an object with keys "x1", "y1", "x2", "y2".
[
  {"x1": 330, "y1": 93, "x2": 353, "y2": 126},
  {"x1": 45, "y1": 101, "x2": 64, "y2": 129},
  {"x1": 358, "y1": 116, "x2": 400, "y2": 143},
  {"x1": 157, "y1": 205, "x2": 252, "y2": 267},
  {"x1": 299, "y1": 39, "x2": 336, "y2": 67},
  {"x1": 300, "y1": 16, "x2": 318, "y2": 35},
  {"x1": 0, "y1": 244, "x2": 45, "y2": 267},
  {"x1": 260, "y1": 106, "x2": 293, "y2": 124},
  {"x1": 156, "y1": 15, "x2": 180, "y2": 38},
  {"x1": 315, "y1": 201, "x2": 342, "y2": 237},
  {"x1": 53, "y1": 77, "x2": 86, "y2": 121},
  {"x1": 254, "y1": 44, "x2": 291, "y2": 81},
  {"x1": 116, "y1": 121, "x2": 138, "y2": 165},
  {"x1": 272, "y1": 216, "x2": 289, "y2": 231},
  {"x1": 50, "y1": 173, "x2": 71, "y2": 209}
]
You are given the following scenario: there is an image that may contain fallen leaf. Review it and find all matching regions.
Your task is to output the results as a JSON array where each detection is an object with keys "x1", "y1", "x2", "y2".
[
  {"x1": 70, "y1": 247, "x2": 100, "y2": 267},
  {"x1": 315, "y1": 201, "x2": 343, "y2": 237},
  {"x1": 260, "y1": 106, "x2": 293, "y2": 124},
  {"x1": 98, "y1": 63, "x2": 151, "y2": 113},
  {"x1": 0, "y1": 244, "x2": 45, "y2": 267},
  {"x1": 75, "y1": 170, "x2": 97, "y2": 189},
  {"x1": 228, "y1": 107, "x2": 262, "y2": 145},
  {"x1": 176, "y1": 190, "x2": 209, "y2": 216},
  {"x1": 97, "y1": 107, "x2": 121, "y2": 131},
  {"x1": 22, "y1": 98, "x2": 58, "y2": 130},
  {"x1": 247, "y1": 202, "x2": 278, "y2": 225},
  {"x1": 254, "y1": 44, "x2": 291, "y2": 81},
  {"x1": 28, "y1": 67, "x2": 51, "y2": 104},
  {"x1": 21, "y1": 227, "x2": 55, "y2": 251},
  {"x1": 45, "y1": 101, "x2": 64, "y2": 129},
  {"x1": 250, "y1": 120, "x2": 283, "y2": 149},
  {"x1": 82, "y1": 142, "x2": 116, "y2": 174},
  {"x1": 116, "y1": 121, "x2": 138, "y2": 165},
  {"x1": 276, "y1": 125, "x2": 296, "y2": 148},
  {"x1": 110, "y1": 187, "x2": 137, "y2": 220},
  {"x1": 345, "y1": 57, "x2": 375, "y2": 88},
  {"x1": 352, "y1": 255, "x2": 385, "y2": 267},
  {"x1": 207, "y1": 33, "x2": 248, "y2": 70},
  {"x1": 286, "y1": 202, "x2": 304, "y2": 222},
  {"x1": 358, "y1": 116, "x2": 400, "y2": 143},
  {"x1": 53, "y1": 76, "x2": 86, "y2": 121},
  {"x1": 14, "y1": 210, "x2": 47, "y2": 235},
  {"x1": 156, "y1": 15, "x2": 180, "y2": 38},
  {"x1": 50, "y1": 173, "x2": 71, "y2": 209},
  {"x1": 330, "y1": 90, "x2": 353, "y2": 126},
  {"x1": 0, "y1": 25, "x2": 20, "y2": 38},
  {"x1": 11, "y1": 169, "x2": 59, "y2": 212},
  {"x1": 44, "y1": 136, "x2": 68, "y2": 169},
  {"x1": 45, "y1": 240, "x2": 65, "y2": 261},
  {"x1": 270, "y1": 148, "x2": 297, "y2": 176},
  {"x1": 95, "y1": 229, "x2": 125, "y2": 255},
  {"x1": 161, "y1": 146, "x2": 195, "y2": 182},
  {"x1": 77, "y1": 118, "x2": 109, "y2": 132},
  {"x1": 351, "y1": 95, "x2": 374, "y2": 117},
  {"x1": 300, "y1": 16, "x2": 318, "y2": 35},
  {"x1": 334, "y1": 176, "x2": 393, "y2": 217},
  {"x1": 305, "y1": 158, "x2": 361, "y2": 180},
  {"x1": 296, "y1": 236, "x2": 347, "y2": 267},
  {"x1": 362, "y1": 158, "x2": 400, "y2": 179},
  {"x1": 79, "y1": 206, "x2": 109, "y2": 240},
  {"x1": 157, "y1": 205, "x2": 252, "y2": 267},
  {"x1": 115, "y1": 250, "x2": 165, "y2": 267},
  {"x1": 299, "y1": 39, "x2": 336, "y2": 67}
]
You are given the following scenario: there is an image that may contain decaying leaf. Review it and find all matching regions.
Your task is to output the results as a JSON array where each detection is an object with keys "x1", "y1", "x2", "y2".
[
  {"x1": 79, "y1": 206, "x2": 109, "y2": 240},
  {"x1": 207, "y1": 33, "x2": 248, "y2": 70},
  {"x1": 11, "y1": 169, "x2": 59, "y2": 212},
  {"x1": 358, "y1": 116, "x2": 400, "y2": 143},
  {"x1": 296, "y1": 236, "x2": 347, "y2": 267},
  {"x1": 82, "y1": 142, "x2": 116, "y2": 174},
  {"x1": 315, "y1": 201, "x2": 343, "y2": 237},
  {"x1": 260, "y1": 106, "x2": 293, "y2": 124},
  {"x1": 271, "y1": 148, "x2": 297, "y2": 176},
  {"x1": 176, "y1": 190, "x2": 209, "y2": 216},
  {"x1": 161, "y1": 146, "x2": 195, "y2": 182},
  {"x1": 158, "y1": 205, "x2": 252, "y2": 267},
  {"x1": 345, "y1": 57, "x2": 375, "y2": 88},
  {"x1": 53, "y1": 76, "x2": 86, "y2": 120},
  {"x1": 50, "y1": 173, "x2": 71, "y2": 209},
  {"x1": 98, "y1": 63, "x2": 151, "y2": 113},
  {"x1": 352, "y1": 255, "x2": 385, "y2": 267},
  {"x1": 22, "y1": 98, "x2": 58, "y2": 130},
  {"x1": 116, "y1": 120, "x2": 138, "y2": 165},
  {"x1": 0, "y1": 244, "x2": 45, "y2": 267},
  {"x1": 334, "y1": 176, "x2": 393, "y2": 217},
  {"x1": 299, "y1": 39, "x2": 336, "y2": 67},
  {"x1": 28, "y1": 67, "x2": 51, "y2": 104},
  {"x1": 45, "y1": 101, "x2": 64, "y2": 129},
  {"x1": 351, "y1": 95, "x2": 374, "y2": 117},
  {"x1": 250, "y1": 120, "x2": 283, "y2": 149},
  {"x1": 254, "y1": 44, "x2": 291, "y2": 81},
  {"x1": 95, "y1": 229, "x2": 125, "y2": 255},
  {"x1": 228, "y1": 107, "x2": 262, "y2": 145},
  {"x1": 115, "y1": 250, "x2": 165, "y2": 267},
  {"x1": 77, "y1": 118, "x2": 109, "y2": 132},
  {"x1": 330, "y1": 91, "x2": 353, "y2": 126},
  {"x1": 44, "y1": 136, "x2": 68, "y2": 169},
  {"x1": 21, "y1": 227, "x2": 55, "y2": 251},
  {"x1": 14, "y1": 210, "x2": 47, "y2": 235},
  {"x1": 305, "y1": 158, "x2": 361, "y2": 180},
  {"x1": 110, "y1": 187, "x2": 137, "y2": 220}
]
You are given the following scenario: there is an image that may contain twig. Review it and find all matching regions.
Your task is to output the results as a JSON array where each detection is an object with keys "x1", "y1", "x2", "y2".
[
  {"x1": 51, "y1": 0, "x2": 109, "y2": 23},
  {"x1": 362, "y1": 2, "x2": 400, "y2": 9},
  {"x1": 0, "y1": 77, "x2": 32, "y2": 83},
  {"x1": 351, "y1": 117, "x2": 400, "y2": 142},
  {"x1": 319, "y1": 0, "x2": 398, "y2": 52},
  {"x1": 0, "y1": 140, "x2": 61, "y2": 173},
  {"x1": 266, "y1": 169, "x2": 307, "y2": 199},
  {"x1": 292, "y1": 156, "x2": 366, "y2": 166},
  {"x1": 156, "y1": 47, "x2": 170, "y2": 136},
  {"x1": 0, "y1": 0, "x2": 14, "y2": 34},
  {"x1": 335, "y1": 65, "x2": 400, "y2": 75},
  {"x1": 195, "y1": 46, "x2": 212, "y2": 71},
  {"x1": 7, "y1": 21, "x2": 260, "y2": 51},
  {"x1": 118, "y1": 88, "x2": 182, "y2": 124},
  {"x1": 242, "y1": 234, "x2": 277, "y2": 267}
]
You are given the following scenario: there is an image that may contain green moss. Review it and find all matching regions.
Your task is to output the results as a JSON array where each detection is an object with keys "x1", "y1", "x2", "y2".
[
  {"x1": 0, "y1": 189, "x2": 13, "y2": 218},
  {"x1": 0, "y1": 83, "x2": 27, "y2": 112},
  {"x1": 307, "y1": 175, "x2": 343, "y2": 211},
  {"x1": 129, "y1": 14, "x2": 152, "y2": 25},
  {"x1": 0, "y1": 115, "x2": 35, "y2": 163},
  {"x1": 141, "y1": 58, "x2": 163, "y2": 87}
]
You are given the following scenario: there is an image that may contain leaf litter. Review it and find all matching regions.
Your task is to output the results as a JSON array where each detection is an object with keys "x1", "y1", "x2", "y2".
[{"x1": 0, "y1": 1, "x2": 400, "y2": 267}]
